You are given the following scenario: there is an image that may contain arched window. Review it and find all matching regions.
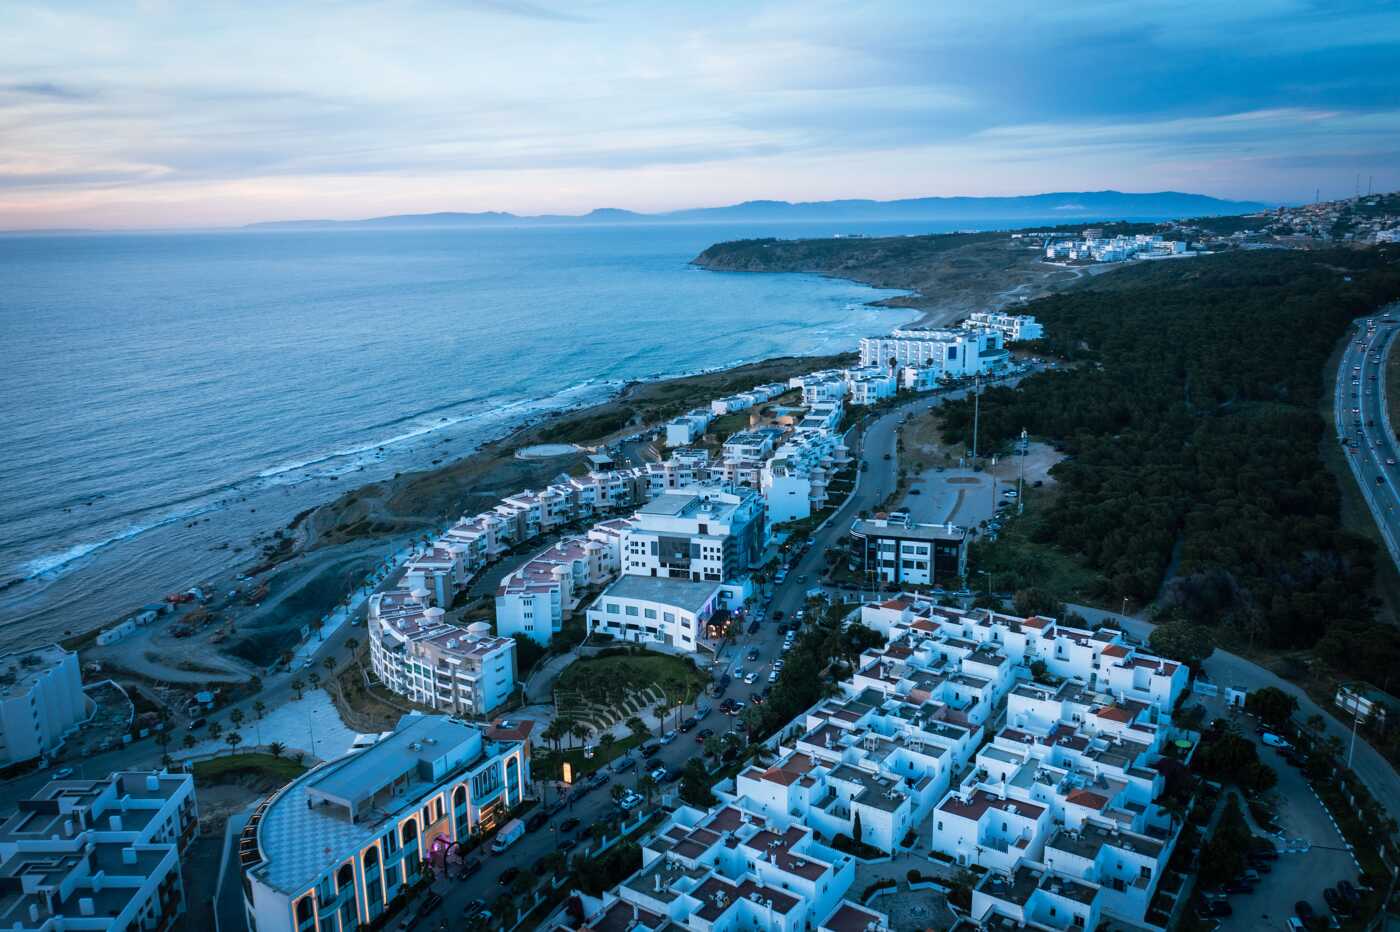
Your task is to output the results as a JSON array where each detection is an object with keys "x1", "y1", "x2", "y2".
[
  {"x1": 295, "y1": 897, "x2": 314, "y2": 923},
  {"x1": 337, "y1": 863, "x2": 354, "y2": 890},
  {"x1": 452, "y1": 785, "x2": 466, "y2": 807},
  {"x1": 363, "y1": 846, "x2": 379, "y2": 869},
  {"x1": 402, "y1": 820, "x2": 419, "y2": 846}
]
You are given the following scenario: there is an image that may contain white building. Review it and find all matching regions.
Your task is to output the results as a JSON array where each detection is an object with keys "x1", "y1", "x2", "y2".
[
  {"x1": 646, "y1": 449, "x2": 712, "y2": 494},
  {"x1": 368, "y1": 591, "x2": 517, "y2": 716},
  {"x1": 972, "y1": 862, "x2": 1103, "y2": 930},
  {"x1": 859, "y1": 327, "x2": 1007, "y2": 379},
  {"x1": 585, "y1": 575, "x2": 724, "y2": 652},
  {"x1": 0, "y1": 645, "x2": 88, "y2": 768},
  {"x1": 0, "y1": 771, "x2": 198, "y2": 932},
  {"x1": 401, "y1": 544, "x2": 470, "y2": 608},
  {"x1": 964, "y1": 312, "x2": 1044, "y2": 342},
  {"x1": 842, "y1": 368, "x2": 899, "y2": 406},
  {"x1": 761, "y1": 432, "x2": 851, "y2": 524},
  {"x1": 716, "y1": 428, "x2": 786, "y2": 487},
  {"x1": 794, "y1": 373, "x2": 848, "y2": 406},
  {"x1": 796, "y1": 401, "x2": 843, "y2": 436},
  {"x1": 242, "y1": 716, "x2": 529, "y2": 932},
  {"x1": 666, "y1": 410, "x2": 713, "y2": 447},
  {"x1": 623, "y1": 487, "x2": 767, "y2": 583},
  {"x1": 848, "y1": 514, "x2": 968, "y2": 587}
]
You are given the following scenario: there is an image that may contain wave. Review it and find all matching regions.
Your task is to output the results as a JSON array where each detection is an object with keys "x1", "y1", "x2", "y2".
[{"x1": 16, "y1": 377, "x2": 624, "y2": 585}]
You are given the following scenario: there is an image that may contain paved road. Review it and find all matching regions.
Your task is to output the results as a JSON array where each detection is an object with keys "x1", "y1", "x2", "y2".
[
  {"x1": 1334, "y1": 308, "x2": 1400, "y2": 568},
  {"x1": 1069, "y1": 603, "x2": 1400, "y2": 831}
]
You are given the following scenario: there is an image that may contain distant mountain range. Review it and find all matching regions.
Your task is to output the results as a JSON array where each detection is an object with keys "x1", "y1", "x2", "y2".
[{"x1": 244, "y1": 191, "x2": 1270, "y2": 230}]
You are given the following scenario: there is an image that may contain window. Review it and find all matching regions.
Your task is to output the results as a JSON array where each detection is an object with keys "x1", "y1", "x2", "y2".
[
  {"x1": 606, "y1": 603, "x2": 620, "y2": 614},
  {"x1": 625, "y1": 605, "x2": 638, "y2": 616},
  {"x1": 664, "y1": 612, "x2": 675, "y2": 623},
  {"x1": 337, "y1": 863, "x2": 354, "y2": 891},
  {"x1": 363, "y1": 847, "x2": 379, "y2": 870},
  {"x1": 644, "y1": 608, "x2": 657, "y2": 619}
]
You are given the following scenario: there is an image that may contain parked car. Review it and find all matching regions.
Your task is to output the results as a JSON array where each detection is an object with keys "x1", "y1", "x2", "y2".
[
  {"x1": 1260, "y1": 732, "x2": 1292, "y2": 749},
  {"x1": 679, "y1": 718, "x2": 697, "y2": 733},
  {"x1": 497, "y1": 867, "x2": 520, "y2": 886},
  {"x1": 747, "y1": 648, "x2": 761, "y2": 662},
  {"x1": 747, "y1": 620, "x2": 761, "y2": 634},
  {"x1": 526, "y1": 812, "x2": 548, "y2": 831},
  {"x1": 695, "y1": 728, "x2": 714, "y2": 743},
  {"x1": 743, "y1": 672, "x2": 757, "y2": 684},
  {"x1": 1323, "y1": 887, "x2": 1346, "y2": 914},
  {"x1": 462, "y1": 899, "x2": 487, "y2": 921},
  {"x1": 1338, "y1": 880, "x2": 1360, "y2": 906},
  {"x1": 1294, "y1": 900, "x2": 1314, "y2": 921},
  {"x1": 455, "y1": 856, "x2": 481, "y2": 880},
  {"x1": 187, "y1": 717, "x2": 207, "y2": 731},
  {"x1": 660, "y1": 730, "x2": 678, "y2": 745},
  {"x1": 618, "y1": 792, "x2": 643, "y2": 811},
  {"x1": 558, "y1": 817, "x2": 580, "y2": 832},
  {"x1": 649, "y1": 767, "x2": 668, "y2": 782}
]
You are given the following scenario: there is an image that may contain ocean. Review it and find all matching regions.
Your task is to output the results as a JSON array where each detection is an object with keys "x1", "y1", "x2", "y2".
[{"x1": 0, "y1": 219, "x2": 1007, "y2": 650}]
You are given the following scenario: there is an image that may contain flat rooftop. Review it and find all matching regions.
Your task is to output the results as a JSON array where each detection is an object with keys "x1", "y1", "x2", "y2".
[
  {"x1": 0, "y1": 644, "x2": 71, "y2": 700},
  {"x1": 596, "y1": 575, "x2": 723, "y2": 615}
]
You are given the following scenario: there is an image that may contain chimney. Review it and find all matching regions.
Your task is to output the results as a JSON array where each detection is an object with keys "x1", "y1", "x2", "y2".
[
  {"x1": 108, "y1": 815, "x2": 122, "y2": 832},
  {"x1": 28, "y1": 905, "x2": 39, "y2": 924},
  {"x1": 654, "y1": 873, "x2": 662, "y2": 893},
  {"x1": 62, "y1": 819, "x2": 73, "y2": 836},
  {"x1": 146, "y1": 774, "x2": 160, "y2": 791},
  {"x1": 122, "y1": 847, "x2": 138, "y2": 865},
  {"x1": 79, "y1": 899, "x2": 95, "y2": 917}
]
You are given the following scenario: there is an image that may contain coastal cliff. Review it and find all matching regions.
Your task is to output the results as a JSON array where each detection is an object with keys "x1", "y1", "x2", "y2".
[{"x1": 693, "y1": 230, "x2": 1086, "y2": 324}]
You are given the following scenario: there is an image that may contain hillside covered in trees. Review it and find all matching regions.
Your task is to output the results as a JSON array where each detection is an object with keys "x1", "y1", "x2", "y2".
[{"x1": 938, "y1": 247, "x2": 1400, "y2": 680}]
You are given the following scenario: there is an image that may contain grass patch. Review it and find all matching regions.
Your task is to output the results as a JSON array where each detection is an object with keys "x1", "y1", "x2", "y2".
[
  {"x1": 969, "y1": 489, "x2": 1104, "y2": 601},
  {"x1": 556, "y1": 651, "x2": 709, "y2": 704},
  {"x1": 192, "y1": 753, "x2": 307, "y2": 784}
]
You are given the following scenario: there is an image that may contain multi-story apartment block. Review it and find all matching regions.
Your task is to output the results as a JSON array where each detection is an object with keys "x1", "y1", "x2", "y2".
[
  {"x1": 545, "y1": 801, "x2": 858, "y2": 932},
  {"x1": 0, "y1": 771, "x2": 198, "y2": 932},
  {"x1": 242, "y1": 716, "x2": 529, "y2": 932},
  {"x1": 0, "y1": 645, "x2": 88, "y2": 768},
  {"x1": 622, "y1": 486, "x2": 766, "y2": 583},
  {"x1": 841, "y1": 368, "x2": 899, "y2": 406},
  {"x1": 368, "y1": 592, "x2": 517, "y2": 715},
  {"x1": 859, "y1": 327, "x2": 1007, "y2": 379},
  {"x1": 646, "y1": 449, "x2": 712, "y2": 494},
  {"x1": 794, "y1": 373, "x2": 848, "y2": 406},
  {"x1": 401, "y1": 544, "x2": 469, "y2": 608},
  {"x1": 495, "y1": 531, "x2": 623, "y2": 644},
  {"x1": 717, "y1": 428, "x2": 786, "y2": 487},
  {"x1": 963, "y1": 311, "x2": 1045, "y2": 342},
  {"x1": 796, "y1": 401, "x2": 843, "y2": 436},
  {"x1": 848, "y1": 514, "x2": 968, "y2": 587},
  {"x1": 900, "y1": 365, "x2": 942, "y2": 392},
  {"x1": 761, "y1": 432, "x2": 851, "y2": 523}
]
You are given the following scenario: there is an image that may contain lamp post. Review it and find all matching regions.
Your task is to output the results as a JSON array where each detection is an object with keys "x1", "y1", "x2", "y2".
[{"x1": 1017, "y1": 428, "x2": 1027, "y2": 515}]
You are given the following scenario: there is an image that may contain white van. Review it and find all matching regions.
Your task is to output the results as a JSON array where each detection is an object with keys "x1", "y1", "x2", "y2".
[{"x1": 490, "y1": 818, "x2": 525, "y2": 853}]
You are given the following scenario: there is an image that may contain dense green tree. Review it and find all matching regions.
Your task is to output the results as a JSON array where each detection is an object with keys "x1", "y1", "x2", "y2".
[
  {"x1": 1148, "y1": 622, "x2": 1217, "y2": 672},
  {"x1": 1245, "y1": 686, "x2": 1299, "y2": 728},
  {"x1": 679, "y1": 759, "x2": 715, "y2": 808}
]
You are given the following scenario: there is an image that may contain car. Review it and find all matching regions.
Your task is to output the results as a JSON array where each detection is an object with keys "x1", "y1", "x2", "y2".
[
  {"x1": 455, "y1": 856, "x2": 482, "y2": 880},
  {"x1": 1201, "y1": 900, "x2": 1233, "y2": 917},
  {"x1": 664, "y1": 768, "x2": 684, "y2": 783},
  {"x1": 462, "y1": 899, "x2": 487, "y2": 920},
  {"x1": 1338, "y1": 880, "x2": 1360, "y2": 905},
  {"x1": 612, "y1": 756, "x2": 637, "y2": 773},
  {"x1": 772, "y1": 610, "x2": 785, "y2": 620},
  {"x1": 883, "y1": 453, "x2": 892, "y2": 460},
  {"x1": 1295, "y1": 901, "x2": 1314, "y2": 921},
  {"x1": 188, "y1": 717, "x2": 207, "y2": 730},
  {"x1": 559, "y1": 836, "x2": 578, "y2": 853},
  {"x1": 644, "y1": 756, "x2": 663, "y2": 770},
  {"x1": 618, "y1": 792, "x2": 643, "y2": 811},
  {"x1": 1223, "y1": 880, "x2": 1253, "y2": 895},
  {"x1": 498, "y1": 867, "x2": 520, "y2": 886},
  {"x1": 526, "y1": 812, "x2": 548, "y2": 831},
  {"x1": 695, "y1": 728, "x2": 714, "y2": 743},
  {"x1": 589, "y1": 769, "x2": 610, "y2": 787},
  {"x1": 51, "y1": 767, "x2": 74, "y2": 779},
  {"x1": 1260, "y1": 731, "x2": 1292, "y2": 749},
  {"x1": 679, "y1": 718, "x2": 697, "y2": 733},
  {"x1": 547, "y1": 796, "x2": 569, "y2": 814},
  {"x1": 768, "y1": 670, "x2": 779, "y2": 682},
  {"x1": 649, "y1": 767, "x2": 668, "y2": 782},
  {"x1": 694, "y1": 704, "x2": 712, "y2": 718},
  {"x1": 641, "y1": 741, "x2": 661, "y2": 756},
  {"x1": 909, "y1": 488, "x2": 921, "y2": 495},
  {"x1": 731, "y1": 700, "x2": 746, "y2": 713},
  {"x1": 1323, "y1": 887, "x2": 1346, "y2": 914},
  {"x1": 718, "y1": 674, "x2": 732, "y2": 689},
  {"x1": 744, "y1": 672, "x2": 758, "y2": 684},
  {"x1": 660, "y1": 730, "x2": 678, "y2": 745},
  {"x1": 747, "y1": 620, "x2": 761, "y2": 634},
  {"x1": 781, "y1": 642, "x2": 793, "y2": 653},
  {"x1": 747, "y1": 649, "x2": 760, "y2": 662}
]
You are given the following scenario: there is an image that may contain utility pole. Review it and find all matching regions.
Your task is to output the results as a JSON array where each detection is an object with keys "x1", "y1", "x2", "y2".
[
  {"x1": 971, "y1": 376, "x2": 982, "y2": 468},
  {"x1": 1017, "y1": 428, "x2": 1027, "y2": 515}
]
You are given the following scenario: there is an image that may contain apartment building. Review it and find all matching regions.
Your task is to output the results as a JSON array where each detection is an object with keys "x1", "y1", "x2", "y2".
[
  {"x1": 761, "y1": 432, "x2": 851, "y2": 523},
  {"x1": 666, "y1": 410, "x2": 713, "y2": 447},
  {"x1": 793, "y1": 372, "x2": 848, "y2": 406},
  {"x1": 0, "y1": 645, "x2": 88, "y2": 768},
  {"x1": 494, "y1": 533, "x2": 616, "y2": 643},
  {"x1": 367, "y1": 592, "x2": 517, "y2": 716},
  {"x1": 545, "y1": 801, "x2": 858, "y2": 932},
  {"x1": 622, "y1": 486, "x2": 766, "y2": 583},
  {"x1": 646, "y1": 448, "x2": 712, "y2": 494},
  {"x1": 401, "y1": 544, "x2": 470, "y2": 608},
  {"x1": 585, "y1": 575, "x2": 724, "y2": 652},
  {"x1": 716, "y1": 428, "x2": 786, "y2": 487},
  {"x1": 859, "y1": 327, "x2": 1008, "y2": 379},
  {"x1": 242, "y1": 716, "x2": 528, "y2": 932},
  {"x1": 0, "y1": 771, "x2": 198, "y2": 932},
  {"x1": 838, "y1": 368, "x2": 897, "y2": 406},
  {"x1": 848, "y1": 514, "x2": 968, "y2": 587},
  {"x1": 796, "y1": 401, "x2": 843, "y2": 436},
  {"x1": 964, "y1": 312, "x2": 1045, "y2": 342},
  {"x1": 972, "y1": 862, "x2": 1103, "y2": 931}
]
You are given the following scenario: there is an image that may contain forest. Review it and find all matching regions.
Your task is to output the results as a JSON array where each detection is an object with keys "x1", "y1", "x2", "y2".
[{"x1": 938, "y1": 246, "x2": 1400, "y2": 680}]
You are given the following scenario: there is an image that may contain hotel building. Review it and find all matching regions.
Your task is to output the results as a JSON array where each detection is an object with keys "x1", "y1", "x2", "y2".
[
  {"x1": 241, "y1": 716, "x2": 528, "y2": 932},
  {"x1": 0, "y1": 645, "x2": 88, "y2": 768}
]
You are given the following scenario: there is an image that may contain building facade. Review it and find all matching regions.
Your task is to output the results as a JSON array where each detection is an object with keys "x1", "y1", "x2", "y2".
[
  {"x1": 242, "y1": 716, "x2": 529, "y2": 932},
  {"x1": 622, "y1": 487, "x2": 766, "y2": 583},
  {"x1": 0, "y1": 771, "x2": 198, "y2": 932},
  {"x1": 848, "y1": 515, "x2": 968, "y2": 587},
  {"x1": 0, "y1": 645, "x2": 88, "y2": 768}
]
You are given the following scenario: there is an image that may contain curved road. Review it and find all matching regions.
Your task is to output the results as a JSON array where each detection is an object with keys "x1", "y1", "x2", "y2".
[{"x1": 1333, "y1": 309, "x2": 1400, "y2": 567}]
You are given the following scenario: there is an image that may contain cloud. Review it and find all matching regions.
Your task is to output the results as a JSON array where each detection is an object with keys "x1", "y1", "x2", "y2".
[{"x1": 0, "y1": 0, "x2": 1397, "y2": 227}]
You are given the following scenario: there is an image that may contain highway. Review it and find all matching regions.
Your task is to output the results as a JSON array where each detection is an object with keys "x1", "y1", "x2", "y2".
[{"x1": 1333, "y1": 308, "x2": 1400, "y2": 567}]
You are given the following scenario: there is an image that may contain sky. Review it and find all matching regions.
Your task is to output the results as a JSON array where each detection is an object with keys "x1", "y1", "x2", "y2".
[{"x1": 2, "y1": 0, "x2": 1399, "y2": 229}]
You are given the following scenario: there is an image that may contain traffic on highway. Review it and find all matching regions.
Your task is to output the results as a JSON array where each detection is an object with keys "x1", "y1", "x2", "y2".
[{"x1": 1335, "y1": 308, "x2": 1400, "y2": 567}]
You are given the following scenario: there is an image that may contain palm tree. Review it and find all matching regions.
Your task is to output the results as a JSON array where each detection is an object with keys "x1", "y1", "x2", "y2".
[
  {"x1": 637, "y1": 774, "x2": 658, "y2": 805},
  {"x1": 160, "y1": 753, "x2": 173, "y2": 770},
  {"x1": 182, "y1": 733, "x2": 197, "y2": 751},
  {"x1": 225, "y1": 731, "x2": 243, "y2": 754},
  {"x1": 208, "y1": 721, "x2": 223, "y2": 740},
  {"x1": 291, "y1": 677, "x2": 305, "y2": 700},
  {"x1": 569, "y1": 720, "x2": 591, "y2": 749},
  {"x1": 598, "y1": 733, "x2": 617, "y2": 760},
  {"x1": 541, "y1": 719, "x2": 566, "y2": 753},
  {"x1": 703, "y1": 735, "x2": 723, "y2": 760},
  {"x1": 268, "y1": 741, "x2": 286, "y2": 759},
  {"x1": 345, "y1": 637, "x2": 360, "y2": 654},
  {"x1": 308, "y1": 672, "x2": 321, "y2": 691},
  {"x1": 626, "y1": 716, "x2": 647, "y2": 738},
  {"x1": 230, "y1": 708, "x2": 245, "y2": 728},
  {"x1": 322, "y1": 656, "x2": 336, "y2": 675},
  {"x1": 253, "y1": 700, "x2": 267, "y2": 720}
]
